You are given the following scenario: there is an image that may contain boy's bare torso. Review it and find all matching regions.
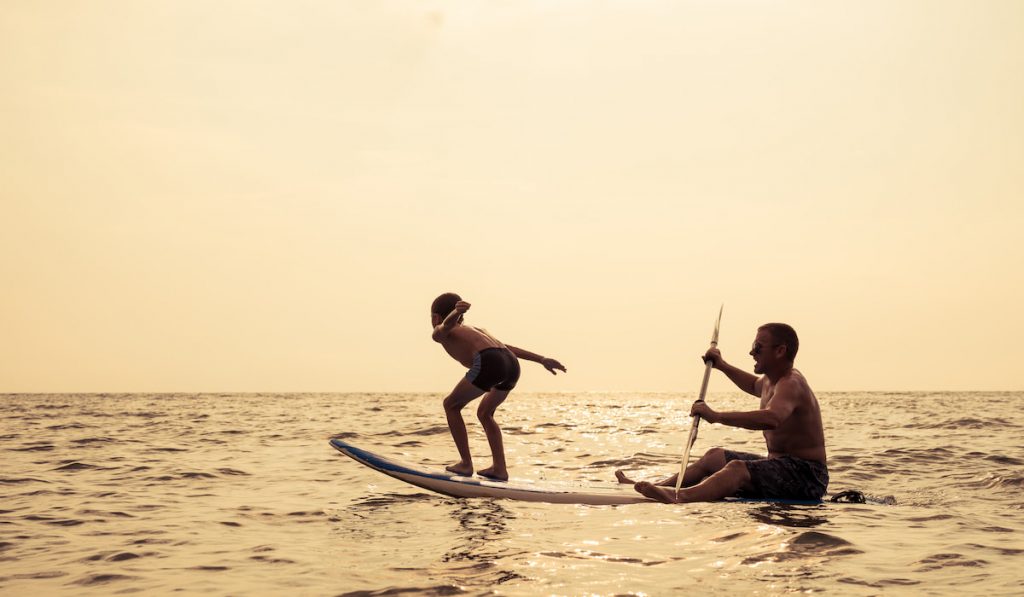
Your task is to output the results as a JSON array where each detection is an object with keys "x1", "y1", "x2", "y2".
[
  {"x1": 438, "y1": 325, "x2": 506, "y2": 368},
  {"x1": 759, "y1": 369, "x2": 827, "y2": 464}
]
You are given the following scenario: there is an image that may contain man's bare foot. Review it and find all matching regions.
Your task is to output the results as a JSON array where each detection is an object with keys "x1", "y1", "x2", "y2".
[
  {"x1": 635, "y1": 481, "x2": 680, "y2": 504},
  {"x1": 477, "y1": 466, "x2": 508, "y2": 481},
  {"x1": 614, "y1": 470, "x2": 636, "y2": 484},
  {"x1": 446, "y1": 462, "x2": 473, "y2": 476}
]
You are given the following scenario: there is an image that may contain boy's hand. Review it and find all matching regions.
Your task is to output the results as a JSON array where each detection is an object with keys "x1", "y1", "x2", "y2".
[
  {"x1": 455, "y1": 301, "x2": 471, "y2": 314},
  {"x1": 541, "y1": 358, "x2": 566, "y2": 375}
]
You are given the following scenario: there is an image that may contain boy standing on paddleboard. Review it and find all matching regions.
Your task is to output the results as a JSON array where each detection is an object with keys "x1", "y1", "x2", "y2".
[{"x1": 431, "y1": 293, "x2": 566, "y2": 481}]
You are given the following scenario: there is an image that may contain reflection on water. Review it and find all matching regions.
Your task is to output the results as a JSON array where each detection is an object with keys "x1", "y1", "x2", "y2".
[
  {"x1": 1, "y1": 392, "x2": 1023, "y2": 595},
  {"x1": 745, "y1": 504, "x2": 830, "y2": 528},
  {"x1": 442, "y1": 500, "x2": 527, "y2": 586}
]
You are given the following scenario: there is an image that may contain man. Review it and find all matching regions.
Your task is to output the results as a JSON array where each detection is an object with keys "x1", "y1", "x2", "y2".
[
  {"x1": 616, "y1": 323, "x2": 828, "y2": 503},
  {"x1": 430, "y1": 293, "x2": 566, "y2": 480}
]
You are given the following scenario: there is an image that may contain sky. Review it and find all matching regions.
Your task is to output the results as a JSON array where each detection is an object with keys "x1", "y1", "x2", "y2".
[{"x1": 2, "y1": 1, "x2": 1022, "y2": 393}]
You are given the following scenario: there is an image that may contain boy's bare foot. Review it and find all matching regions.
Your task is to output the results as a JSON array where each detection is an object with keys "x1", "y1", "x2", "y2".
[
  {"x1": 614, "y1": 470, "x2": 636, "y2": 484},
  {"x1": 446, "y1": 462, "x2": 473, "y2": 476},
  {"x1": 477, "y1": 466, "x2": 508, "y2": 481},
  {"x1": 635, "y1": 481, "x2": 679, "y2": 504}
]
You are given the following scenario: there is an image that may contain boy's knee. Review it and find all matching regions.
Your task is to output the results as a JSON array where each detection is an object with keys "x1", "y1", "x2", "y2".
[
  {"x1": 443, "y1": 395, "x2": 464, "y2": 411},
  {"x1": 476, "y1": 408, "x2": 494, "y2": 424}
]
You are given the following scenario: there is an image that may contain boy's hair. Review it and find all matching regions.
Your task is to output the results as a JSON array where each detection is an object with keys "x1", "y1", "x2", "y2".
[
  {"x1": 431, "y1": 292, "x2": 462, "y2": 320},
  {"x1": 759, "y1": 323, "x2": 799, "y2": 362}
]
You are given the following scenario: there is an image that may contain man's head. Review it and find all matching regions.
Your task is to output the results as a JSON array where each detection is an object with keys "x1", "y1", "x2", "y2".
[
  {"x1": 431, "y1": 292, "x2": 462, "y2": 326},
  {"x1": 750, "y1": 323, "x2": 799, "y2": 374}
]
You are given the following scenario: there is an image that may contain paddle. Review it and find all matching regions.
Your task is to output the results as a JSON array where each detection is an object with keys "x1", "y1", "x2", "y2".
[{"x1": 674, "y1": 305, "x2": 723, "y2": 496}]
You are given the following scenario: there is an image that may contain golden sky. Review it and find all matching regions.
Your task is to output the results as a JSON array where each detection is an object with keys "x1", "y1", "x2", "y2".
[{"x1": 2, "y1": 1, "x2": 1022, "y2": 393}]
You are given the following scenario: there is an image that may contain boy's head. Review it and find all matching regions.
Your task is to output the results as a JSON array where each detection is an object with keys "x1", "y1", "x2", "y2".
[{"x1": 431, "y1": 292, "x2": 462, "y2": 326}]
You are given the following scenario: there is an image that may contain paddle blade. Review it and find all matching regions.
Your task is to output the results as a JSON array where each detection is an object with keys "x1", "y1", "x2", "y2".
[{"x1": 710, "y1": 303, "x2": 723, "y2": 346}]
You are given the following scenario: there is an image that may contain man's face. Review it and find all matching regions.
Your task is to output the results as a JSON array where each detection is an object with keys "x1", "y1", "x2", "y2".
[{"x1": 749, "y1": 330, "x2": 779, "y2": 375}]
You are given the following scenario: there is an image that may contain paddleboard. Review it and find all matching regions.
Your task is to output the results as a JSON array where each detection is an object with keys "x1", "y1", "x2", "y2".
[{"x1": 329, "y1": 439, "x2": 828, "y2": 506}]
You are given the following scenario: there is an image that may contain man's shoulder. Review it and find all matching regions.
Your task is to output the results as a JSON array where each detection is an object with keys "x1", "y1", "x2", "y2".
[{"x1": 775, "y1": 371, "x2": 813, "y2": 399}]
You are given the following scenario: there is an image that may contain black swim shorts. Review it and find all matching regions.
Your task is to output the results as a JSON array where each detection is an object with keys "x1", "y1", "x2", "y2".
[
  {"x1": 724, "y1": 450, "x2": 829, "y2": 501},
  {"x1": 466, "y1": 347, "x2": 521, "y2": 391}
]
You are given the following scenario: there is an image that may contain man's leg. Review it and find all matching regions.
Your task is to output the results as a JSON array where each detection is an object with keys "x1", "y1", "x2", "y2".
[
  {"x1": 615, "y1": 447, "x2": 729, "y2": 487},
  {"x1": 475, "y1": 389, "x2": 510, "y2": 480},
  {"x1": 635, "y1": 459, "x2": 753, "y2": 504},
  {"x1": 443, "y1": 377, "x2": 485, "y2": 475}
]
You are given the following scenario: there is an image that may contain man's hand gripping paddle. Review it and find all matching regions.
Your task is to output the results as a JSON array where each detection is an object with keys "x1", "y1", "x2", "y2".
[{"x1": 674, "y1": 305, "x2": 723, "y2": 497}]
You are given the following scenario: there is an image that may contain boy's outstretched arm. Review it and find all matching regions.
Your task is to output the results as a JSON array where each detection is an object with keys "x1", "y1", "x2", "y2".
[{"x1": 506, "y1": 345, "x2": 567, "y2": 375}]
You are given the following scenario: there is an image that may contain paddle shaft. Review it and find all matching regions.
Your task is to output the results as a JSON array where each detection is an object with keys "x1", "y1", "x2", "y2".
[
  {"x1": 674, "y1": 351, "x2": 715, "y2": 492},
  {"x1": 674, "y1": 305, "x2": 722, "y2": 495}
]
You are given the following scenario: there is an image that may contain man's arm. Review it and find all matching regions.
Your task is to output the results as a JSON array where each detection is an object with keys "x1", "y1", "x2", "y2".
[
  {"x1": 506, "y1": 345, "x2": 567, "y2": 375},
  {"x1": 704, "y1": 348, "x2": 762, "y2": 397},
  {"x1": 431, "y1": 301, "x2": 469, "y2": 341},
  {"x1": 692, "y1": 379, "x2": 800, "y2": 430}
]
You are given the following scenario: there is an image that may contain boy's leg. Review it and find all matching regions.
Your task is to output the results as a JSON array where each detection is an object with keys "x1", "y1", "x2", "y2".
[
  {"x1": 443, "y1": 377, "x2": 485, "y2": 475},
  {"x1": 475, "y1": 389, "x2": 510, "y2": 480}
]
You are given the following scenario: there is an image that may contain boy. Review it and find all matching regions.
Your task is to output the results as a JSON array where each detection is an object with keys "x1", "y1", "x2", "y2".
[{"x1": 430, "y1": 292, "x2": 566, "y2": 480}]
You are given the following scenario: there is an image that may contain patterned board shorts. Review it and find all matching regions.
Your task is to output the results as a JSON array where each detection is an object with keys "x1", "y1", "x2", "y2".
[{"x1": 724, "y1": 450, "x2": 829, "y2": 501}]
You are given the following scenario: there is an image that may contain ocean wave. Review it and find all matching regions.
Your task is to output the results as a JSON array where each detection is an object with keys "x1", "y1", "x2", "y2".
[
  {"x1": 978, "y1": 474, "x2": 1024, "y2": 490},
  {"x1": 907, "y1": 417, "x2": 1017, "y2": 430},
  {"x1": 45, "y1": 423, "x2": 90, "y2": 430},
  {"x1": 70, "y1": 437, "x2": 118, "y2": 445},
  {"x1": 393, "y1": 440, "x2": 424, "y2": 448},
  {"x1": 52, "y1": 462, "x2": 106, "y2": 472},
  {"x1": 538, "y1": 549, "x2": 666, "y2": 567},
  {"x1": 740, "y1": 531, "x2": 862, "y2": 567},
  {"x1": 216, "y1": 468, "x2": 250, "y2": 476},
  {"x1": 978, "y1": 454, "x2": 1024, "y2": 466},
  {"x1": 406, "y1": 425, "x2": 451, "y2": 437},
  {"x1": 9, "y1": 443, "x2": 56, "y2": 452},
  {"x1": 70, "y1": 573, "x2": 140, "y2": 586},
  {"x1": 77, "y1": 509, "x2": 135, "y2": 518},
  {"x1": 337, "y1": 584, "x2": 467, "y2": 597},
  {"x1": 0, "y1": 477, "x2": 50, "y2": 485},
  {"x1": 913, "y1": 552, "x2": 989, "y2": 572}
]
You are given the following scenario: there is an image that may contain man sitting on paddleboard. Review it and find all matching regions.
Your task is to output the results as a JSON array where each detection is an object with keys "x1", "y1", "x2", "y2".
[
  {"x1": 616, "y1": 323, "x2": 828, "y2": 503},
  {"x1": 431, "y1": 293, "x2": 566, "y2": 481}
]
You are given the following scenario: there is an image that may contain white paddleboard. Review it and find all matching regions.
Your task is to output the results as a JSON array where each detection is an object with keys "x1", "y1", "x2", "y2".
[
  {"x1": 329, "y1": 438, "x2": 652, "y2": 505},
  {"x1": 329, "y1": 439, "x2": 843, "y2": 506}
]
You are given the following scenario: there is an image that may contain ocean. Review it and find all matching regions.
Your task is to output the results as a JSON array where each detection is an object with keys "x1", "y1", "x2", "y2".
[{"x1": 1, "y1": 391, "x2": 1022, "y2": 595}]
